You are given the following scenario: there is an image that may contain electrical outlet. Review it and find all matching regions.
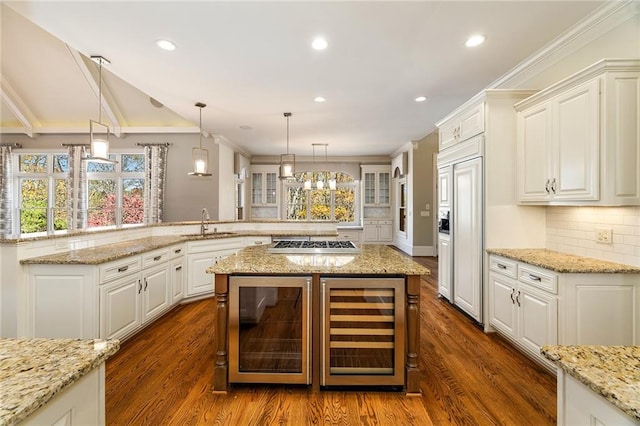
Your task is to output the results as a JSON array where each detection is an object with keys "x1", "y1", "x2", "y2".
[{"x1": 595, "y1": 228, "x2": 613, "y2": 244}]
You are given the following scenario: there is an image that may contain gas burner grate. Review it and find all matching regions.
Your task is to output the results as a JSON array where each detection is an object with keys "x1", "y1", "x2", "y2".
[{"x1": 269, "y1": 240, "x2": 360, "y2": 254}]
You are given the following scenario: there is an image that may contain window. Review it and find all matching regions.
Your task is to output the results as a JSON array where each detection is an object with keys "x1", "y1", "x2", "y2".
[
  {"x1": 16, "y1": 153, "x2": 68, "y2": 235},
  {"x1": 86, "y1": 153, "x2": 145, "y2": 228},
  {"x1": 284, "y1": 172, "x2": 358, "y2": 225}
]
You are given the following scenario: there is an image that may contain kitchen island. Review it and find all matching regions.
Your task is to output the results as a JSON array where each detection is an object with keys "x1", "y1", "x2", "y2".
[{"x1": 207, "y1": 243, "x2": 430, "y2": 393}]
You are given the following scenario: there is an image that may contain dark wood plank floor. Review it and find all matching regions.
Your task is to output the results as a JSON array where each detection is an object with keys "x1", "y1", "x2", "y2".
[{"x1": 105, "y1": 255, "x2": 556, "y2": 425}]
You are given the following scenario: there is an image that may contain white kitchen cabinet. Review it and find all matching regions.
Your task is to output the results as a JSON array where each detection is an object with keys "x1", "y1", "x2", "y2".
[
  {"x1": 141, "y1": 263, "x2": 171, "y2": 323},
  {"x1": 437, "y1": 166, "x2": 451, "y2": 208},
  {"x1": 557, "y1": 370, "x2": 639, "y2": 426},
  {"x1": 336, "y1": 229, "x2": 362, "y2": 243},
  {"x1": 438, "y1": 101, "x2": 484, "y2": 150},
  {"x1": 489, "y1": 254, "x2": 640, "y2": 370},
  {"x1": 361, "y1": 165, "x2": 391, "y2": 207},
  {"x1": 186, "y1": 238, "x2": 244, "y2": 297},
  {"x1": 516, "y1": 59, "x2": 640, "y2": 205},
  {"x1": 362, "y1": 219, "x2": 392, "y2": 243},
  {"x1": 100, "y1": 273, "x2": 141, "y2": 341},
  {"x1": 170, "y1": 245, "x2": 184, "y2": 305},
  {"x1": 489, "y1": 256, "x2": 557, "y2": 369},
  {"x1": 251, "y1": 165, "x2": 279, "y2": 206},
  {"x1": 437, "y1": 233, "x2": 451, "y2": 301}
]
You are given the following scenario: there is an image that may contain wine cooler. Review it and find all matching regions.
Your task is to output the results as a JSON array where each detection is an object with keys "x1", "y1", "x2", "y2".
[
  {"x1": 321, "y1": 277, "x2": 405, "y2": 386},
  {"x1": 228, "y1": 276, "x2": 311, "y2": 384}
]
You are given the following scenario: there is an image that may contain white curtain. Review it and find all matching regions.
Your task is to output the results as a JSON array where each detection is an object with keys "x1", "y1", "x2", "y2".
[
  {"x1": 0, "y1": 144, "x2": 18, "y2": 238},
  {"x1": 143, "y1": 144, "x2": 168, "y2": 223}
]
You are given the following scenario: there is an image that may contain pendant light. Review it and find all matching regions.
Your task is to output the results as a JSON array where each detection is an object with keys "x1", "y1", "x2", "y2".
[
  {"x1": 188, "y1": 102, "x2": 212, "y2": 176},
  {"x1": 314, "y1": 143, "x2": 325, "y2": 190},
  {"x1": 279, "y1": 112, "x2": 295, "y2": 179},
  {"x1": 326, "y1": 144, "x2": 337, "y2": 190},
  {"x1": 85, "y1": 56, "x2": 116, "y2": 163},
  {"x1": 304, "y1": 144, "x2": 316, "y2": 190}
]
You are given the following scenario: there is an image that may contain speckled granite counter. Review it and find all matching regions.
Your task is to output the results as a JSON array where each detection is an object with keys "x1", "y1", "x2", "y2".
[
  {"x1": 541, "y1": 345, "x2": 640, "y2": 421},
  {"x1": 207, "y1": 244, "x2": 430, "y2": 275},
  {"x1": 0, "y1": 338, "x2": 120, "y2": 425},
  {"x1": 19, "y1": 231, "x2": 339, "y2": 265},
  {"x1": 486, "y1": 248, "x2": 640, "y2": 274}
]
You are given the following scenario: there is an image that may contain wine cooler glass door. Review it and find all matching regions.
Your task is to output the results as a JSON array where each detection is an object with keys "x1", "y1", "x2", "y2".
[
  {"x1": 321, "y1": 277, "x2": 405, "y2": 386},
  {"x1": 229, "y1": 276, "x2": 311, "y2": 384}
]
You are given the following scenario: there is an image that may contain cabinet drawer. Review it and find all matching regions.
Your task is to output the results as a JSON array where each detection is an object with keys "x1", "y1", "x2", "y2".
[
  {"x1": 142, "y1": 248, "x2": 171, "y2": 268},
  {"x1": 337, "y1": 231, "x2": 361, "y2": 242},
  {"x1": 518, "y1": 264, "x2": 557, "y2": 294},
  {"x1": 100, "y1": 257, "x2": 142, "y2": 283},
  {"x1": 170, "y1": 244, "x2": 184, "y2": 259},
  {"x1": 489, "y1": 256, "x2": 517, "y2": 279}
]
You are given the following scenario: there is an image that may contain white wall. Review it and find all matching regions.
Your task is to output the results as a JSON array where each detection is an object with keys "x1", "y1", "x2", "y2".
[{"x1": 216, "y1": 141, "x2": 236, "y2": 221}]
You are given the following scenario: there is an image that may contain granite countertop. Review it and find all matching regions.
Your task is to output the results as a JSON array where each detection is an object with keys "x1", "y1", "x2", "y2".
[
  {"x1": 207, "y1": 244, "x2": 431, "y2": 275},
  {"x1": 486, "y1": 248, "x2": 640, "y2": 273},
  {"x1": 0, "y1": 338, "x2": 120, "y2": 425},
  {"x1": 19, "y1": 231, "x2": 339, "y2": 265},
  {"x1": 541, "y1": 345, "x2": 640, "y2": 421}
]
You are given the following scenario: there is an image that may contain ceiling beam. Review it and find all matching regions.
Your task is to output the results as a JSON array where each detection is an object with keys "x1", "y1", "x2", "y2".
[
  {"x1": 0, "y1": 76, "x2": 41, "y2": 138},
  {"x1": 0, "y1": 126, "x2": 200, "y2": 135},
  {"x1": 66, "y1": 45, "x2": 124, "y2": 137}
]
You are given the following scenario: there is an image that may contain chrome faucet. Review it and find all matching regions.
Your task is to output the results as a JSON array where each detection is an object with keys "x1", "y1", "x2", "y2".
[{"x1": 200, "y1": 208, "x2": 210, "y2": 236}]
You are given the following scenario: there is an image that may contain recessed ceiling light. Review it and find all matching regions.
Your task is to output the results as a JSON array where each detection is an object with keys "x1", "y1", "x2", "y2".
[
  {"x1": 465, "y1": 34, "x2": 485, "y2": 48},
  {"x1": 156, "y1": 39, "x2": 176, "y2": 51},
  {"x1": 312, "y1": 37, "x2": 328, "y2": 50},
  {"x1": 239, "y1": 125, "x2": 253, "y2": 130},
  {"x1": 314, "y1": 96, "x2": 326, "y2": 103},
  {"x1": 415, "y1": 96, "x2": 427, "y2": 102}
]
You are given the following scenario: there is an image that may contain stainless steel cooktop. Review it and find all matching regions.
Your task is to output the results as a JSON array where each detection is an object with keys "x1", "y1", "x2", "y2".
[{"x1": 267, "y1": 240, "x2": 360, "y2": 254}]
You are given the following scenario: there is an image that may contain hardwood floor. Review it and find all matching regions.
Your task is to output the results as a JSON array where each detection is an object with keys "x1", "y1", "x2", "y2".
[{"x1": 106, "y1": 256, "x2": 556, "y2": 425}]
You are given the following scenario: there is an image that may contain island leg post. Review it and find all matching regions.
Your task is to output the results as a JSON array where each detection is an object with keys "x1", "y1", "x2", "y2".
[
  {"x1": 406, "y1": 275, "x2": 421, "y2": 395},
  {"x1": 213, "y1": 273, "x2": 229, "y2": 392}
]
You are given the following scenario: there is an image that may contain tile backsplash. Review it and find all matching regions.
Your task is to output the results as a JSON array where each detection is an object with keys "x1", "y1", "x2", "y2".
[{"x1": 546, "y1": 206, "x2": 640, "y2": 267}]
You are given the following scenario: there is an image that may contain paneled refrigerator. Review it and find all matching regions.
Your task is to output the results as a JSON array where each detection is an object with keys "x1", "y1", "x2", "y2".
[{"x1": 437, "y1": 136, "x2": 483, "y2": 324}]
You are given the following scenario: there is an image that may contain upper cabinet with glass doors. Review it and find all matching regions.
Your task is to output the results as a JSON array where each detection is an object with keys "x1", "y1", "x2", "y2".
[
  {"x1": 251, "y1": 165, "x2": 279, "y2": 206},
  {"x1": 361, "y1": 165, "x2": 391, "y2": 207}
]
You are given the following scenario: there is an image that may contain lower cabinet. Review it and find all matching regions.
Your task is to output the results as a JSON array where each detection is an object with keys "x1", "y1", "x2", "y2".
[
  {"x1": 186, "y1": 238, "x2": 244, "y2": 297},
  {"x1": 363, "y1": 219, "x2": 393, "y2": 243},
  {"x1": 489, "y1": 254, "x2": 640, "y2": 370},
  {"x1": 437, "y1": 233, "x2": 451, "y2": 300}
]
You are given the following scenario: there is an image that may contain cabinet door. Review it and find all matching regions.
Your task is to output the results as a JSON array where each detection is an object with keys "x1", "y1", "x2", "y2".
[
  {"x1": 518, "y1": 102, "x2": 553, "y2": 202},
  {"x1": 264, "y1": 172, "x2": 278, "y2": 205},
  {"x1": 458, "y1": 102, "x2": 485, "y2": 142},
  {"x1": 439, "y1": 119, "x2": 458, "y2": 150},
  {"x1": 187, "y1": 253, "x2": 216, "y2": 296},
  {"x1": 437, "y1": 167, "x2": 451, "y2": 208},
  {"x1": 378, "y1": 222, "x2": 393, "y2": 242},
  {"x1": 251, "y1": 172, "x2": 263, "y2": 205},
  {"x1": 452, "y1": 158, "x2": 483, "y2": 322},
  {"x1": 517, "y1": 284, "x2": 557, "y2": 357},
  {"x1": 100, "y1": 275, "x2": 141, "y2": 340},
  {"x1": 377, "y1": 172, "x2": 390, "y2": 205},
  {"x1": 363, "y1": 223, "x2": 378, "y2": 242},
  {"x1": 142, "y1": 264, "x2": 170, "y2": 323},
  {"x1": 488, "y1": 272, "x2": 517, "y2": 340},
  {"x1": 171, "y1": 258, "x2": 184, "y2": 305},
  {"x1": 438, "y1": 235, "x2": 451, "y2": 301},
  {"x1": 363, "y1": 172, "x2": 376, "y2": 205},
  {"x1": 553, "y1": 78, "x2": 600, "y2": 201}
]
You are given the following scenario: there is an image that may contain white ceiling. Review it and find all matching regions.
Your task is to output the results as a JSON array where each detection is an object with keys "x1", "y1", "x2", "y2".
[{"x1": 1, "y1": 1, "x2": 605, "y2": 157}]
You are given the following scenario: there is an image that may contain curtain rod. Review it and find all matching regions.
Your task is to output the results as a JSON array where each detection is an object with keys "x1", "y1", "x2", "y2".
[
  {"x1": 136, "y1": 143, "x2": 171, "y2": 147},
  {"x1": 1, "y1": 143, "x2": 22, "y2": 148}
]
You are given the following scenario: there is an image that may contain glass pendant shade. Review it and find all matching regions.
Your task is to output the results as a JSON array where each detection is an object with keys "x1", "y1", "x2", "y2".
[
  {"x1": 280, "y1": 153, "x2": 295, "y2": 178},
  {"x1": 188, "y1": 102, "x2": 212, "y2": 176},
  {"x1": 84, "y1": 56, "x2": 116, "y2": 164},
  {"x1": 303, "y1": 179, "x2": 312, "y2": 190},
  {"x1": 91, "y1": 138, "x2": 109, "y2": 159},
  {"x1": 316, "y1": 179, "x2": 324, "y2": 190},
  {"x1": 329, "y1": 175, "x2": 337, "y2": 190}
]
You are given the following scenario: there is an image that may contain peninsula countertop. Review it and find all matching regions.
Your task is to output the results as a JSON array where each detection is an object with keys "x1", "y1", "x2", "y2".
[
  {"x1": 0, "y1": 338, "x2": 120, "y2": 425},
  {"x1": 486, "y1": 248, "x2": 640, "y2": 274},
  {"x1": 541, "y1": 345, "x2": 640, "y2": 421},
  {"x1": 207, "y1": 244, "x2": 430, "y2": 275}
]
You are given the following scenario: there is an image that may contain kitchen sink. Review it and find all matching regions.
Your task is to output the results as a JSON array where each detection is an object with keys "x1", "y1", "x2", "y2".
[{"x1": 182, "y1": 232, "x2": 238, "y2": 239}]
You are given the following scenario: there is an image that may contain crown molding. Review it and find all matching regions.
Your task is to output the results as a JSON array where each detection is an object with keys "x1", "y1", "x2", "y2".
[{"x1": 490, "y1": 0, "x2": 639, "y2": 89}]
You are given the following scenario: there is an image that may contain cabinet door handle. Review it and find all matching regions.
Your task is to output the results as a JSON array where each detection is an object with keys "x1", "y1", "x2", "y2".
[
  {"x1": 174, "y1": 249, "x2": 182, "y2": 254},
  {"x1": 117, "y1": 265, "x2": 129, "y2": 273},
  {"x1": 153, "y1": 255, "x2": 162, "y2": 261},
  {"x1": 510, "y1": 288, "x2": 516, "y2": 304},
  {"x1": 528, "y1": 274, "x2": 541, "y2": 282},
  {"x1": 551, "y1": 178, "x2": 557, "y2": 194},
  {"x1": 138, "y1": 279, "x2": 142, "y2": 294},
  {"x1": 515, "y1": 291, "x2": 521, "y2": 307},
  {"x1": 176, "y1": 266, "x2": 182, "y2": 271},
  {"x1": 144, "y1": 278, "x2": 148, "y2": 291},
  {"x1": 545, "y1": 179, "x2": 550, "y2": 194},
  {"x1": 497, "y1": 264, "x2": 507, "y2": 270}
]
